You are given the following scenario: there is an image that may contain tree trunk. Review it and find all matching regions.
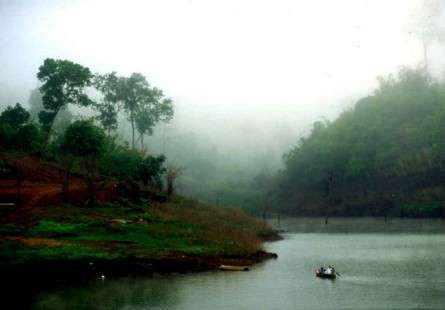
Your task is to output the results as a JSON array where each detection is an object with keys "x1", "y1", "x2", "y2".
[
  {"x1": 131, "y1": 120, "x2": 135, "y2": 149},
  {"x1": 325, "y1": 173, "x2": 334, "y2": 225},
  {"x1": 43, "y1": 107, "x2": 61, "y2": 146},
  {"x1": 140, "y1": 134, "x2": 144, "y2": 152}
]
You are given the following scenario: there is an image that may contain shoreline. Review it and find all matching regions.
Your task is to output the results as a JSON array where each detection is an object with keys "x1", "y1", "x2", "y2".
[{"x1": 0, "y1": 249, "x2": 279, "y2": 284}]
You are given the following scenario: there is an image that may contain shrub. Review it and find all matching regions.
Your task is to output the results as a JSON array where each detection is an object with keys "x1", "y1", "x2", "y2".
[
  {"x1": 16, "y1": 123, "x2": 44, "y2": 153},
  {"x1": 0, "y1": 103, "x2": 30, "y2": 129},
  {"x1": 0, "y1": 103, "x2": 43, "y2": 153}
]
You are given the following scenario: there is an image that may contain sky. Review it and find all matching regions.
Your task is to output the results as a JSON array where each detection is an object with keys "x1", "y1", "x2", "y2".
[{"x1": 0, "y1": 0, "x2": 443, "y2": 162}]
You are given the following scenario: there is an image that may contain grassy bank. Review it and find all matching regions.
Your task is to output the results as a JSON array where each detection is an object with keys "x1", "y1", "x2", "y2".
[{"x1": 0, "y1": 197, "x2": 279, "y2": 276}]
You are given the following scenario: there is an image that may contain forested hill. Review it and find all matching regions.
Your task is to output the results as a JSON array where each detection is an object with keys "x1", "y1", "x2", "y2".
[{"x1": 274, "y1": 68, "x2": 445, "y2": 217}]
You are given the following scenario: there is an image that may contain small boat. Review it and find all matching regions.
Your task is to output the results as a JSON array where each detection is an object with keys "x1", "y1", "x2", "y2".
[
  {"x1": 315, "y1": 268, "x2": 337, "y2": 279},
  {"x1": 219, "y1": 265, "x2": 250, "y2": 271}
]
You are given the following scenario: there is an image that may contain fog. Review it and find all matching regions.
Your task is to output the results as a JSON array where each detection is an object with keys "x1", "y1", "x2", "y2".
[{"x1": 1, "y1": 0, "x2": 445, "y2": 206}]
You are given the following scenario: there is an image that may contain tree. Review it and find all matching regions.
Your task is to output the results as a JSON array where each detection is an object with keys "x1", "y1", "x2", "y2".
[
  {"x1": 135, "y1": 87, "x2": 173, "y2": 151},
  {"x1": 118, "y1": 73, "x2": 149, "y2": 149},
  {"x1": 0, "y1": 103, "x2": 30, "y2": 129},
  {"x1": 27, "y1": 87, "x2": 72, "y2": 135},
  {"x1": 138, "y1": 155, "x2": 166, "y2": 188},
  {"x1": 16, "y1": 123, "x2": 43, "y2": 154},
  {"x1": 99, "y1": 138, "x2": 142, "y2": 181},
  {"x1": 37, "y1": 58, "x2": 93, "y2": 141},
  {"x1": 61, "y1": 120, "x2": 106, "y2": 205},
  {"x1": 118, "y1": 73, "x2": 174, "y2": 149},
  {"x1": 0, "y1": 103, "x2": 43, "y2": 153},
  {"x1": 93, "y1": 72, "x2": 120, "y2": 135}
]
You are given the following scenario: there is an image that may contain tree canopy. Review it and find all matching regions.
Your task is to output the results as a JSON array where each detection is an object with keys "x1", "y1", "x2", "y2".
[
  {"x1": 61, "y1": 120, "x2": 106, "y2": 158},
  {"x1": 274, "y1": 68, "x2": 445, "y2": 216},
  {"x1": 37, "y1": 58, "x2": 93, "y2": 138},
  {"x1": 0, "y1": 103, "x2": 30, "y2": 129}
]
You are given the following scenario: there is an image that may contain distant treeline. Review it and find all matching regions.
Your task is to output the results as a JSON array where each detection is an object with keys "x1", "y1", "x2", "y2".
[{"x1": 270, "y1": 68, "x2": 445, "y2": 217}]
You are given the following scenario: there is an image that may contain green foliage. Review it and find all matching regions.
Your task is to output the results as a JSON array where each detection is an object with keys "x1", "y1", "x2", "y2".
[
  {"x1": 0, "y1": 199, "x2": 271, "y2": 263},
  {"x1": 106, "y1": 72, "x2": 174, "y2": 149},
  {"x1": 138, "y1": 155, "x2": 166, "y2": 187},
  {"x1": 99, "y1": 139, "x2": 143, "y2": 180},
  {"x1": 92, "y1": 71, "x2": 174, "y2": 149},
  {"x1": 38, "y1": 110, "x2": 57, "y2": 134},
  {"x1": 0, "y1": 103, "x2": 30, "y2": 128},
  {"x1": 402, "y1": 203, "x2": 443, "y2": 217},
  {"x1": 61, "y1": 120, "x2": 107, "y2": 204},
  {"x1": 0, "y1": 123, "x2": 15, "y2": 147},
  {"x1": 31, "y1": 220, "x2": 90, "y2": 237},
  {"x1": 61, "y1": 120, "x2": 106, "y2": 158},
  {"x1": 99, "y1": 136, "x2": 167, "y2": 185},
  {"x1": 37, "y1": 58, "x2": 93, "y2": 138},
  {"x1": 33, "y1": 244, "x2": 111, "y2": 260},
  {"x1": 93, "y1": 72, "x2": 120, "y2": 134},
  {"x1": 276, "y1": 67, "x2": 445, "y2": 216},
  {"x1": 15, "y1": 123, "x2": 44, "y2": 153},
  {"x1": 0, "y1": 103, "x2": 43, "y2": 153},
  {"x1": 134, "y1": 87, "x2": 173, "y2": 147},
  {"x1": 142, "y1": 212, "x2": 162, "y2": 223}
]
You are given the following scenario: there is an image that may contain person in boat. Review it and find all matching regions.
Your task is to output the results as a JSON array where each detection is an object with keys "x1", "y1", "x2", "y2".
[
  {"x1": 319, "y1": 266, "x2": 325, "y2": 273},
  {"x1": 325, "y1": 265, "x2": 333, "y2": 275}
]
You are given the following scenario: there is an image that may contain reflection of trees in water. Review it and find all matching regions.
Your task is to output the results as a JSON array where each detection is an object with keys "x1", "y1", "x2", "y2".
[{"x1": 33, "y1": 277, "x2": 182, "y2": 310}]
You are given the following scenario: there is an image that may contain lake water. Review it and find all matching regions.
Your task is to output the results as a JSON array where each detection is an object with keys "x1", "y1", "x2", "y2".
[{"x1": 23, "y1": 218, "x2": 445, "y2": 309}]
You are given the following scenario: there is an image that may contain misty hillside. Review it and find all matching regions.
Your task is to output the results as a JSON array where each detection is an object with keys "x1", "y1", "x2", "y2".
[{"x1": 274, "y1": 68, "x2": 445, "y2": 217}]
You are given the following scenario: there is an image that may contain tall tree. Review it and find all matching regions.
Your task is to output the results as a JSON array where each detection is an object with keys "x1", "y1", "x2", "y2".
[
  {"x1": 93, "y1": 72, "x2": 120, "y2": 135},
  {"x1": 135, "y1": 87, "x2": 173, "y2": 151},
  {"x1": 37, "y1": 58, "x2": 93, "y2": 141},
  {"x1": 119, "y1": 73, "x2": 174, "y2": 150},
  {"x1": 119, "y1": 73, "x2": 149, "y2": 149},
  {"x1": 27, "y1": 87, "x2": 73, "y2": 135}
]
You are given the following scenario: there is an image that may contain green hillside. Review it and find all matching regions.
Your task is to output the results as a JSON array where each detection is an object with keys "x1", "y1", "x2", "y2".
[{"x1": 275, "y1": 68, "x2": 445, "y2": 217}]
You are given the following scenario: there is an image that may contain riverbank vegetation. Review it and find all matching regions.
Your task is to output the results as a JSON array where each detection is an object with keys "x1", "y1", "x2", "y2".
[
  {"x1": 0, "y1": 58, "x2": 278, "y2": 276},
  {"x1": 0, "y1": 198, "x2": 273, "y2": 267}
]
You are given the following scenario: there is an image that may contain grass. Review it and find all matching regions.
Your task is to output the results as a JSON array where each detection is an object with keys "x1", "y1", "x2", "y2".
[
  {"x1": 30, "y1": 220, "x2": 92, "y2": 237},
  {"x1": 0, "y1": 239, "x2": 111, "y2": 264},
  {"x1": 0, "y1": 197, "x2": 276, "y2": 263}
]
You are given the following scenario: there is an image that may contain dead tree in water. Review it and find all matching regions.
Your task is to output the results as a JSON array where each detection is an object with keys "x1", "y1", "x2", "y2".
[{"x1": 324, "y1": 172, "x2": 335, "y2": 225}]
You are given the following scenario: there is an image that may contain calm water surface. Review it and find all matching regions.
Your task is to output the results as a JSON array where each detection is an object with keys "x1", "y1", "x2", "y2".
[{"x1": 30, "y1": 218, "x2": 445, "y2": 309}]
